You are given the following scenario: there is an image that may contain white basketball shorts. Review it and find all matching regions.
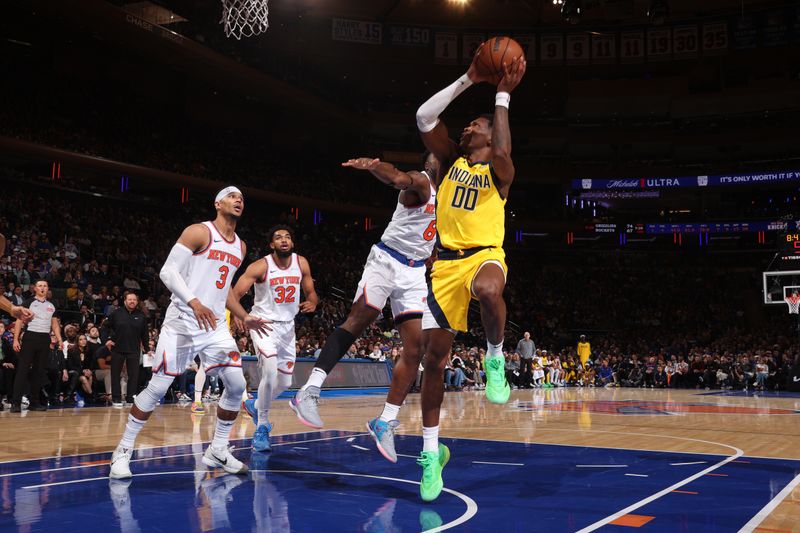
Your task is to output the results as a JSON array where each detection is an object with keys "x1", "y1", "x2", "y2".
[
  {"x1": 250, "y1": 320, "x2": 296, "y2": 376},
  {"x1": 152, "y1": 314, "x2": 240, "y2": 377},
  {"x1": 353, "y1": 245, "x2": 427, "y2": 322}
]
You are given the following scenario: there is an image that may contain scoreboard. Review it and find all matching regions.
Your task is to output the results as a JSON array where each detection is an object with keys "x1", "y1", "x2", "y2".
[{"x1": 782, "y1": 232, "x2": 800, "y2": 263}]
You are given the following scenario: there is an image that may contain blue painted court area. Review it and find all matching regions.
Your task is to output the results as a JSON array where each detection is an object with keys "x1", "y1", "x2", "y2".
[
  {"x1": 0, "y1": 431, "x2": 797, "y2": 532},
  {"x1": 276, "y1": 387, "x2": 390, "y2": 399}
]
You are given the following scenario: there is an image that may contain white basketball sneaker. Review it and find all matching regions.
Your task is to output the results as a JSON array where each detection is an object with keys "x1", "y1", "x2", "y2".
[
  {"x1": 202, "y1": 445, "x2": 249, "y2": 475},
  {"x1": 109, "y1": 445, "x2": 133, "y2": 479}
]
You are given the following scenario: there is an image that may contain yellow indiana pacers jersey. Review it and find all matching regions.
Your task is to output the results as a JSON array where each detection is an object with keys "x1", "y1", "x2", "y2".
[
  {"x1": 437, "y1": 157, "x2": 506, "y2": 250},
  {"x1": 577, "y1": 341, "x2": 591, "y2": 359}
]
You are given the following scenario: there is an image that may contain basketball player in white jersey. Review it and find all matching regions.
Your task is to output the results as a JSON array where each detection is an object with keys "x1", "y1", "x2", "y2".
[
  {"x1": 227, "y1": 225, "x2": 318, "y2": 453},
  {"x1": 109, "y1": 186, "x2": 270, "y2": 480},
  {"x1": 290, "y1": 152, "x2": 438, "y2": 463}
]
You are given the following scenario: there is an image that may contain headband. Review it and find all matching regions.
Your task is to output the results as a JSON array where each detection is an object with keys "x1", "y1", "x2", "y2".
[{"x1": 215, "y1": 186, "x2": 242, "y2": 203}]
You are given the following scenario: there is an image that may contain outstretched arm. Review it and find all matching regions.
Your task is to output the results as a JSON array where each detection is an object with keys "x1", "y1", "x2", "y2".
[
  {"x1": 0, "y1": 296, "x2": 33, "y2": 322},
  {"x1": 298, "y1": 256, "x2": 318, "y2": 314},
  {"x1": 342, "y1": 158, "x2": 430, "y2": 207},
  {"x1": 490, "y1": 57, "x2": 526, "y2": 198},
  {"x1": 416, "y1": 44, "x2": 491, "y2": 166}
]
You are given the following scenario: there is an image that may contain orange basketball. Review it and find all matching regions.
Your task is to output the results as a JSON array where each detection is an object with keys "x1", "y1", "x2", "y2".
[{"x1": 474, "y1": 36, "x2": 525, "y2": 85}]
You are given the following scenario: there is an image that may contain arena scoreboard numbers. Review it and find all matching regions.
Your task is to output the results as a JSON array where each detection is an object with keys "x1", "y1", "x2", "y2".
[{"x1": 782, "y1": 232, "x2": 800, "y2": 263}]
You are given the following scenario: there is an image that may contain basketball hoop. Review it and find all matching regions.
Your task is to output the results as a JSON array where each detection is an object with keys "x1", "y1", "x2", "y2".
[
  {"x1": 785, "y1": 293, "x2": 800, "y2": 314},
  {"x1": 220, "y1": 0, "x2": 269, "y2": 40}
]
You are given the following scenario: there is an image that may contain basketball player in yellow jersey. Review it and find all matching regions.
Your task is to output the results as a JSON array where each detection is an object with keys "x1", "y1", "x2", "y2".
[
  {"x1": 577, "y1": 334, "x2": 592, "y2": 367},
  {"x1": 412, "y1": 49, "x2": 526, "y2": 501}
]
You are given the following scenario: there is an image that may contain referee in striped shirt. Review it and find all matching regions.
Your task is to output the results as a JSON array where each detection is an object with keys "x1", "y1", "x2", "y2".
[{"x1": 11, "y1": 280, "x2": 63, "y2": 412}]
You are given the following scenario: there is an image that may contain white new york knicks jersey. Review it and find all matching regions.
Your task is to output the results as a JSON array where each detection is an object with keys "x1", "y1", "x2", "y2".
[
  {"x1": 253, "y1": 253, "x2": 302, "y2": 322},
  {"x1": 165, "y1": 221, "x2": 243, "y2": 328},
  {"x1": 380, "y1": 171, "x2": 437, "y2": 261}
]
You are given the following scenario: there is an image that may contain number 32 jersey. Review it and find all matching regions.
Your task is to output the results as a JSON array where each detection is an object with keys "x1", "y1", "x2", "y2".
[
  {"x1": 253, "y1": 253, "x2": 302, "y2": 322},
  {"x1": 380, "y1": 170, "x2": 437, "y2": 262}
]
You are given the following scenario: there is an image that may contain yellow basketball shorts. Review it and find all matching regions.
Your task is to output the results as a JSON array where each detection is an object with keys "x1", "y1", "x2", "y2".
[{"x1": 422, "y1": 247, "x2": 507, "y2": 332}]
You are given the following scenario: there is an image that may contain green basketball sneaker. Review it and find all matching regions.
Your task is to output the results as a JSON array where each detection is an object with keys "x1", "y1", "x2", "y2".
[
  {"x1": 484, "y1": 355, "x2": 510, "y2": 404},
  {"x1": 417, "y1": 443, "x2": 450, "y2": 502}
]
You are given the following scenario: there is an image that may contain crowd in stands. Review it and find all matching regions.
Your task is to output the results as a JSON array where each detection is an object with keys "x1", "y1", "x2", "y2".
[{"x1": 1, "y1": 177, "x2": 798, "y2": 410}]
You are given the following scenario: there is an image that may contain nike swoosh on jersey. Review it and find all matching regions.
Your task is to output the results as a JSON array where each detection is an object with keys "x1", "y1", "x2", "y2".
[
  {"x1": 794, "y1": 376, "x2": 800, "y2": 382},
  {"x1": 213, "y1": 239, "x2": 222, "y2": 243}
]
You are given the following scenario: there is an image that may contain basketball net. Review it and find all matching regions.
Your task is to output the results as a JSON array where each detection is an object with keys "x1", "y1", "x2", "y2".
[
  {"x1": 785, "y1": 293, "x2": 800, "y2": 314},
  {"x1": 220, "y1": 0, "x2": 269, "y2": 40}
]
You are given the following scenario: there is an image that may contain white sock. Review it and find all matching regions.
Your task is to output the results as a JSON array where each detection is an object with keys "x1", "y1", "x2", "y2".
[
  {"x1": 120, "y1": 414, "x2": 146, "y2": 448},
  {"x1": 258, "y1": 409, "x2": 269, "y2": 427},
  {"x1": 487, "y1": 341, "x2": 504, "y2": 358},
  {"x1": 194, "y1": 367, "x2": 206, "y2": 404},
  {"x1": 302, "y1": 368, "x2": 327, "y2": 391},
  {"x1": 422, "y1": 425, "x2": 439, "y2": 453},
  {"x1": 379, "y1": 402, "x2": 401, "y2": 423},
  {"x1": 212, "y1": 418, "x2": 235, "y2": 450}
]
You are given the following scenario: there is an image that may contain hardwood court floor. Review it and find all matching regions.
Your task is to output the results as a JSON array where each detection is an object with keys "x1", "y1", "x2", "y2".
[{"x1": 1, "y1": 387, "x2": 799, "y2": 532}]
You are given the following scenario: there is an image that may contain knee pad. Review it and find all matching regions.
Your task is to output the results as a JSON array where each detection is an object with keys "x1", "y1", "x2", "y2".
[
  {"x1": 217, "y1": 367, "x2": 246, "y2": 411},
  {"x1": 133, "y1": 371, "x2": 174, "y2": 412}
]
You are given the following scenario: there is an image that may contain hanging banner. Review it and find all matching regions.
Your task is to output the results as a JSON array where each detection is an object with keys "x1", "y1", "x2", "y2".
[
  {"x1": 647, "y1": 28, "x2": 672, "y2": 61},
  {"x1": 763, "y1": 9, "x2": 790, "y2": 46},
  {"x1": 702, "y1": 22, "x2": 729, "y2": 55},
  {"x1": 731, "y1": 14, "x2": 758, "y2": 49},
  {"x1": 540, "y1": 33, "x2": 564, "y2": 65},
  {"x1": 434, "y1": 32, "x2": 458, "y2": 64},
  {"x1": 388, "y1": 25, "x2": 431, "y2": 47},
  {"x1": 672, "y1": 25, "x2": 698, "y2": 58},
  {"x1": 591, "y1": 33, "x2": 616, "y2": 64},
  {"x1": 566, "y1": 33, "x2": 590, "y2": 65},
  {"x1": 620, "y1": 30, "x2": 645, "y2": 63},
  {"x1": 331, "y1": 18, "x2": 382, "y2": 44}
]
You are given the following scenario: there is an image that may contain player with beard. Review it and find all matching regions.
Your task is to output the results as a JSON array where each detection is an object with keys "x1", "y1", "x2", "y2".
[
  {"x1": 412, "y1": 48, "x2": 526, "y2": 501},
  {"x1": 228, "y1": 225, "x2": 318, "y2": 453},
  {"x1": 109, "y1": 186, "x2": 270, "y2": 480}
]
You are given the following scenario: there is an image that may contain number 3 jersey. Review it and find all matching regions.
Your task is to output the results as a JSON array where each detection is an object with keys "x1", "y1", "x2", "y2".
[
  {"x1": 253, "y1": 253, "x2": 303, "y2": 322},
  {"x1": 379, "y1": 170, "x2": 437, "y2": 261},
  {"x1": 164, "y1": 221, "x2": 243, "y2": 332},
  {"x1": 437, "y1": 157, "x2": 506, "y2": 250}
]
